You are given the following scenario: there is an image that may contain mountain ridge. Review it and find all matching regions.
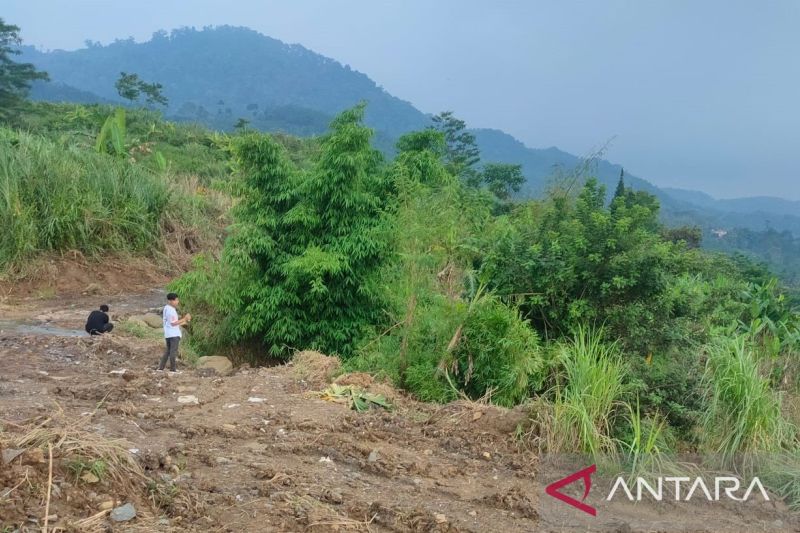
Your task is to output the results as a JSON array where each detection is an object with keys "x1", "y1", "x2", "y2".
[{"x1": 19, "y1": 25, "x2": 798, "y2": 237}]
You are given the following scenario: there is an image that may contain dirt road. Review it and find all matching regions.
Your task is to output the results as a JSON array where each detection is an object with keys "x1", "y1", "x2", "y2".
[{"x1": 1, "y1": 292, "x2": 797, "y2": 532}]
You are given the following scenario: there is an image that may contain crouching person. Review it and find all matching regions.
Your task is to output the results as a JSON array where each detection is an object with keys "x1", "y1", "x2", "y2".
[{"x1": 85, "y1": 304, "x2": 113, "y2": 335}]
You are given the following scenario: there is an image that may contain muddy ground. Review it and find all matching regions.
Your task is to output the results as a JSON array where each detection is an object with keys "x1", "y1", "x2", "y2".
[{"x1": 1, "y1": 290, "x2": 798, "y2": 532}]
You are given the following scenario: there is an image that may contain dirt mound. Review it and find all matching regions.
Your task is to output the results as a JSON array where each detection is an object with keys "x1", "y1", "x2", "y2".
[
  {"x1": 0, "y1": 255, "x2": 171, "y2": 301},
  {"x1": 292, "y1": 350, "x2": 341, "y2": 389}
]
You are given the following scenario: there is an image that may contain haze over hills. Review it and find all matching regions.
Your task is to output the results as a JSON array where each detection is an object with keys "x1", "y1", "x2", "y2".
[{"x1": 21, "y1": 25, "x2": 800, "y2": 242}]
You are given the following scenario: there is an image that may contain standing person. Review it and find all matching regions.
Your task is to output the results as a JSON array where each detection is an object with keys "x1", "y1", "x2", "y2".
[
  {"x1": 85, "y1": 304, "x2": 113, "y2": 335},
  {"x1": 158, "y1": 293, "x2": 191, "y2": 373}
]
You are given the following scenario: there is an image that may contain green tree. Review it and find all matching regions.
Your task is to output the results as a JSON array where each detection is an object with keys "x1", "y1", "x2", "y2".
[
  {"x1": 140, "y1": 80, "x2": 168, "y2": 106},
  {"x1": 482, "y1": 162, "x2": 525, "y2": 201},
  {"x1": 0, "y1": 19, "x2": 49, "y2": 120},
  {"x1": 613, "y1": 168, "x2": 626, "y2": 199},
  {"x1": 115, "y1": 72, "x2": 167, "y2": 106},
  {"x1": 431, "y1": 111, "x2": 481, "y2": 186},
  {"x1": 175, "y1": 105, "x2": 389, "y2": 359},
  {"x1": 115, "y1": 72, "x2": 141, "y2": 102}
]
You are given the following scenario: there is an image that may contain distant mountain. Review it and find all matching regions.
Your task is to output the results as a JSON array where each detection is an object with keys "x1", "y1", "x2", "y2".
[
  {"x1": 664, "y1": 188, "x2": 800, "y2": 217},
  {"x1": 21, "y1": 25, "x2": 798, "y2": 242},
  {"x1": 20, "y1": 26, "x2": 428, "y2": 140}
]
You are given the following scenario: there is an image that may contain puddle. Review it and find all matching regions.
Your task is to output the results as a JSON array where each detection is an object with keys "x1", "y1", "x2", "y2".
[{"x1": 0, "y1": 320, "x2": 86, "y2": 337}]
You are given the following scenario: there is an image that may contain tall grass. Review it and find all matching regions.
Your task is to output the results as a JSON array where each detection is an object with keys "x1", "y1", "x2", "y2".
[
  {"x1": 701, "y1": 334, "x2": 796, "y2": 465},
  {"x1": 0, "y1": 128, "x2": 171, "y2": 269},
  {"x1": 549, "y1": 326, "x2": 628, "y2": 457}
]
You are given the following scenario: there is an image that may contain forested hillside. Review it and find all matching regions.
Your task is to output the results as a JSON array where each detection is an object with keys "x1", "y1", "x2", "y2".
[{"x1": 15, "y1": 24, "x2": 800, "y2": 281}]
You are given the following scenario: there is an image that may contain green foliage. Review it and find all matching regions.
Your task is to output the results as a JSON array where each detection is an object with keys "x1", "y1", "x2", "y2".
[
  {"x1": 67, "y1": 456, "x2": 107, "y2": 482},
  {"x1": 174, "y1": 105, "x2": 390, "y2": 359},
  {"x1": 482, "y1": 162, "x2": 525, "y2": 202},
  {"x1": 701, "y1": 335, "x2": 796, "y2": 464},
  {"x1": 481, "y1": 178, "x2": 674, "y2": 355},
  {"x1": 0, "y1": 18, "x2": 48, "y2": 121}
]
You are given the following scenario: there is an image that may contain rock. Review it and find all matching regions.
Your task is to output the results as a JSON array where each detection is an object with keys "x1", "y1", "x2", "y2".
[
  {"x1": 81, "y1": 472, "x2": 100, "y2": 484},
  {"x1": 482, "y1": 451, "x2": 492, "y2": 460},
  {"x1": 468, "y1": 510, "x2": 477, "y2": 517},
  {"x1": 222, "y1": 424, "x2": 237, "y2": 431},
  {"x1": 435, "y1": 513, "x2": 448, "y2": 524},
  {"x1": 110, "y1": 503, "x2": 136, "y2": 522},
  {"x1": 247, "y1": 397, "x2": 266, "y2": 403},
  {"x1": 367, "y1": 450, "x2": 379, "y2": 463},
  {"x1": 196, "y1": 356, "x2": 234, "y2": 377},
  {"x1": 98, "y1": 500, "x2": 115, "y2": 511},
  {"x1": 141, "y1": 314, "x2": 163, "y2": 329},
  {"x1": 1, "y1": 448, "x2": 24, "y2": 464},
  {"x1": 126, "y1": 318, "x2": 148, "y2": 330},
  {"x1": 177, "y1": 395, "x2": 199, "y2": 405}
]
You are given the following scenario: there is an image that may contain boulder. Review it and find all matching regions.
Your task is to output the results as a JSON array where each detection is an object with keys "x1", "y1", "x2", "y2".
[
  {"x1": 196, "y1": 356, "x2": 234, "y2": 376},
  {"x1": 126, "y1": 318, "x2": 149, "y2": 330},
  {"x1": 141, "y1": 314, "x2": 163, "y2": 329}
]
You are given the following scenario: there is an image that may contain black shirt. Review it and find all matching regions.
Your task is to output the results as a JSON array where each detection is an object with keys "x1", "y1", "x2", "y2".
[{"x1": 85, "y1": 310, "x2": 109, "y2": 333}]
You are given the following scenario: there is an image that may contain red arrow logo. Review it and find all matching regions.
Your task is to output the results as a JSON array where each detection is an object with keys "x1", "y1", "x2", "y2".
[{"x1": 545, "y1": 464, "x2": 597, "y2": 516}]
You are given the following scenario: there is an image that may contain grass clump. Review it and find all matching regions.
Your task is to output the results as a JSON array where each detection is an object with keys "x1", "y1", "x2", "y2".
[
  {"x1": 547, "y1": 326, "x2": 628, "y2": 457},
  {"x1": 701, "y1": 334, "x2": 796, "y2": 464},
  {"x1": 0, "y1": 128, "x2": 169, "y2": 268}
]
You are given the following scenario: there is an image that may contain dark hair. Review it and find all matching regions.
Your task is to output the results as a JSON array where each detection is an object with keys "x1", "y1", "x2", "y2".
[
  {"x1": 100, "y1": 304, "x2": 109, "y2": 312},
  {"x1": 167, "y1": 292, "x2": 179, "y2": 301}
]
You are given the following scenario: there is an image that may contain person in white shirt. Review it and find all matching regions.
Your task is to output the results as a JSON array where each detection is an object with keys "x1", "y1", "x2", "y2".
[{"x1": 157, "y1": 292, "x2": 191, "y2": 373}]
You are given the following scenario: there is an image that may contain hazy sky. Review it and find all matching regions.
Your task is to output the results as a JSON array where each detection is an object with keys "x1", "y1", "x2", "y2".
[{"x1": 5, "y1": 0, "x2": 799, "y2": 200}]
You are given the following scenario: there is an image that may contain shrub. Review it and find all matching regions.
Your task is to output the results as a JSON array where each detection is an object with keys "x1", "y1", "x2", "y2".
[{"x1": 447, "y1": 294, "x2": 544, "y2": 406}]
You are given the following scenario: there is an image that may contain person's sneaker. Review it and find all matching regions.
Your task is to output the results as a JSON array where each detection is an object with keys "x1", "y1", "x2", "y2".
[
  {"x1": 168, "y1": 370, "x2": 182, "y2": 375},
  {"x1": 154, "y1": 368, "x2": 164, "y2": 373}
]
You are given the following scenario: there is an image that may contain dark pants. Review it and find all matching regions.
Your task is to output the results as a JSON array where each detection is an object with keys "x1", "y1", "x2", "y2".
[
  {"x1": 158, "y1": 337, "x2": 180, "y2": 371},
  {"x1": 88, "y1": 323, "x2": 114, "y2": 336}
]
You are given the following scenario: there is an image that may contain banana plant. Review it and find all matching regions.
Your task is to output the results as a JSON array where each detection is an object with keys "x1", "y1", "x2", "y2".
[{"x1": 94, "y1": 108, "x2": 127, "y2": 157}]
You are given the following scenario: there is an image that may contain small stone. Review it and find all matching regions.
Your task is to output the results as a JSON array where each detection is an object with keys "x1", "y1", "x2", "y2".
[
  {"x1": 98, "y1": 500, "x2": 115, "y2": 511},
  {"x1": 81, "y1": 472, "x2": 100, "y2": 484},
  {"x1": 216, "y1": 457, "x2": 231, "y2": 464},
  {"x1": 177, "y1": 395, "x2": 199, "y2": 405},
  {"x1": 222, "y1": 424, "x2": 237, "y2": 431},
  {"x1": 1, "y1": 448, "x2": 24, "y2": 464},
  {"x1": 367, "y1": 450, "x2": 379, "y2": 463},
  {"x1": 247, "y1": 397, "x2": 266, "y2": 403},
  {"x1": 482, "y1": 451, "x2": 491, "y2": 460},
  {"x1": 435, "y1": 513, "x2": 447, "y2": 524},
  {"x1": 110, "y1": 503, "x2": 136, "y2": 522},
  {"x1": 468, "y1": 510, "x2": 477, "y2": 517}
]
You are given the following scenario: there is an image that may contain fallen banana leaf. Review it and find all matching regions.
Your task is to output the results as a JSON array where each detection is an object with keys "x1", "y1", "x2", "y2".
[{"x1": 320, "y1": 384, "x2": 392, "y2": 412}]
